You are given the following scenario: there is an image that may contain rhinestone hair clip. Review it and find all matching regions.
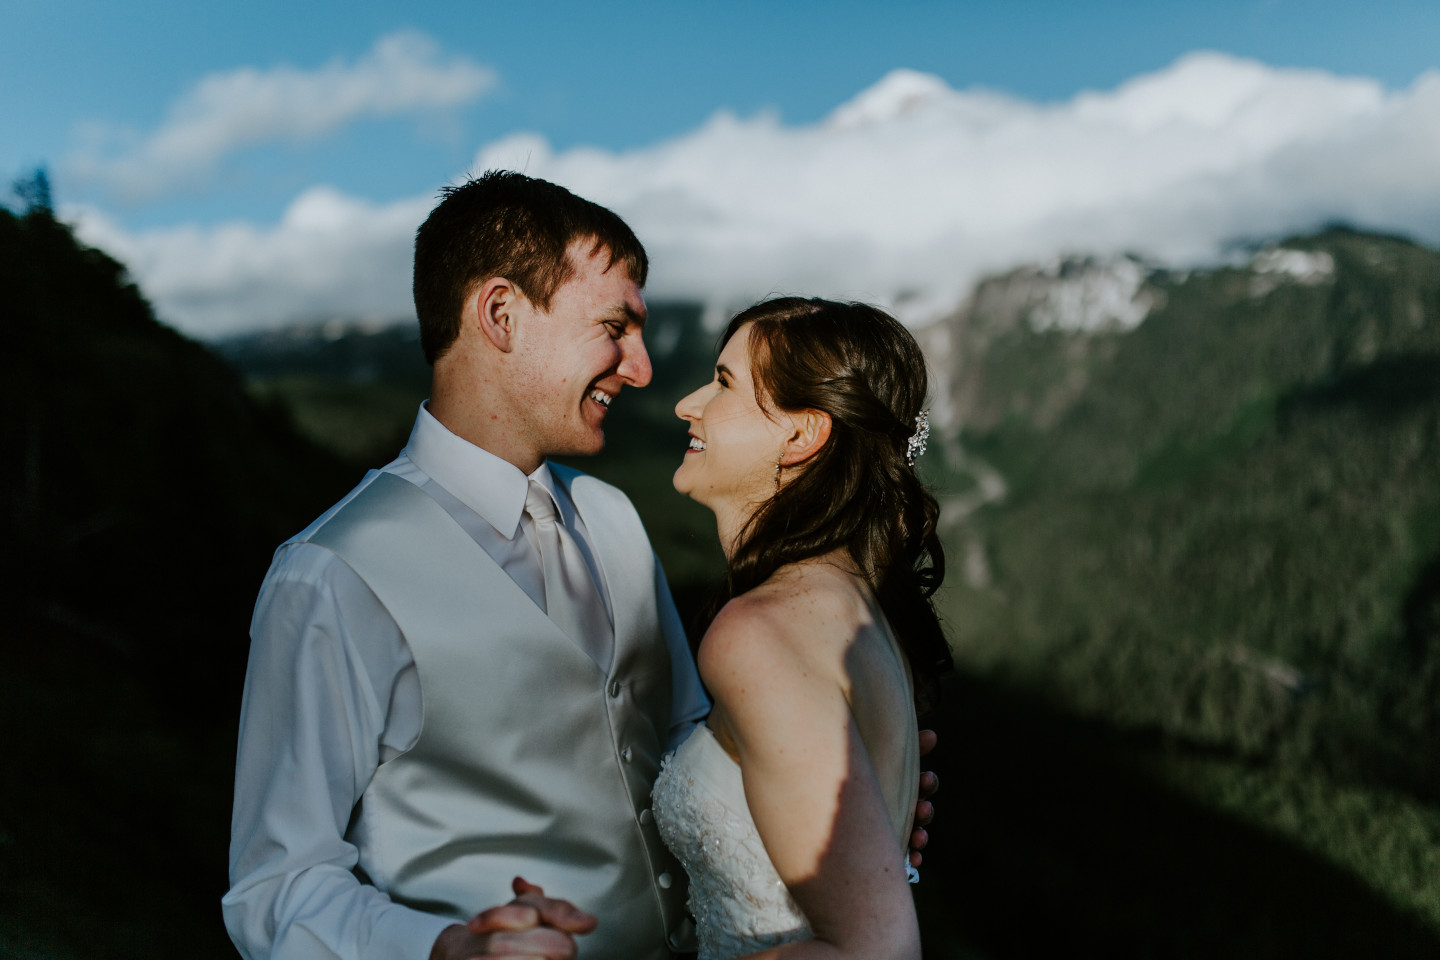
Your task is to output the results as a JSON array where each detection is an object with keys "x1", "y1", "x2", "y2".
[{"x1": 905, "y1": 411, "x2": 930, "y2": 467}]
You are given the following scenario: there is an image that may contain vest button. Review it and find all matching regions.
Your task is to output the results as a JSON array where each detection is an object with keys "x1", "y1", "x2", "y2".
[
  {"x1": 622, "y1": 746, "x2": 633, "y2": 763},
  {"x1": 658, "y1": 871, "x2": 673, "y2": 889},
  {"x1": 608, "y1": 680, "x2": 621, "y2": 698},
  {"x1": 640, "y1": 808, "x2": 653, "y2": 824}
]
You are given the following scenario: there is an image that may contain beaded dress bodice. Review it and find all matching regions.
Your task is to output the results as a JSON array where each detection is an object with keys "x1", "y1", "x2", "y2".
[{"x1": 651, "y1": 723, "x2": 812, "y2": 959}]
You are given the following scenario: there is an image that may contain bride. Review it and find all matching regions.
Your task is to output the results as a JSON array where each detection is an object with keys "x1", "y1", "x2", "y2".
[{"x1": 652, "y1": 297, "x2": 952, "y2": 960}]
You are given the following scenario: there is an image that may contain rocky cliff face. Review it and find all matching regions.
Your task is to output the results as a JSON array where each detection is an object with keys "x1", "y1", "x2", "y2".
[{"x1": 919, "y1": 254, "x2": 1162, "y2": 436}]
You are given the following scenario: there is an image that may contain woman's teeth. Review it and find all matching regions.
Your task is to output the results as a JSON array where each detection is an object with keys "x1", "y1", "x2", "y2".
[{"x1": 688, "y1": 437, "x2": 706, "y2": 451}]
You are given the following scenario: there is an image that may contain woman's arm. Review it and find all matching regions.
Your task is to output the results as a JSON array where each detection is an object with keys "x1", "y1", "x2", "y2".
[{"x1": 700, "y1": 594, "x2": 921, "y2": 960}]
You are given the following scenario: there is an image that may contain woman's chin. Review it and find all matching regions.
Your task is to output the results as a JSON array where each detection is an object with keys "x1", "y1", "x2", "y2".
[
  {"x1": 671, "y1": 465, "x2": 693, "y2": 499},
  {"x1": 672, "y1": 470, "x2": 717, "y2": 514}
]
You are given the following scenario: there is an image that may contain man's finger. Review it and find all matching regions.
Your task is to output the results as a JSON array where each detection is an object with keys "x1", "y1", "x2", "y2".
[
  {"x1": 514, "y1": 894, "x2": 598, "y2": 934},
  {"x1": 511, "y1": 876, "x2": 598, "y2": 934},
  {"x1": 918, "y1": 729, "x2": 938, "y2": 756},
  {"x1": 910, "y1": 827, "x2": 929, "y2": 851},
  {"x1": 919, "y1": 771, "x2": 939, "y2": 798},
  {"x1": 512, "y1": 877, "x2": 544, "y2": 897},
  {"x1": 909, "y1": 849, "x2": 924, "y2": 869},
  {"x1": 517, "y1": 898, "x2": 597, "y2": 934},
  {"x1": 914, "y1": 799, "x2": 934, "y2": 827},
  {"x1": 484, "y1": 926, "x2": 580, "y2": 959},
  {"x1": 468, "y1": 903, "x2": 540, "y2": 935}
]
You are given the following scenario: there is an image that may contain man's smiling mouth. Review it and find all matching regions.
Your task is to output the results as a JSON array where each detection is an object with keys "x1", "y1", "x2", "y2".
[{"x1": 589, "y1": 389, "x2": 613, "y2": 408}]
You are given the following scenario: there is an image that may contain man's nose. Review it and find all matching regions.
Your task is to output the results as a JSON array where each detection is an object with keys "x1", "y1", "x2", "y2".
[{"x1": 621, "y1": 334, "x2": 652, "y2": 388}]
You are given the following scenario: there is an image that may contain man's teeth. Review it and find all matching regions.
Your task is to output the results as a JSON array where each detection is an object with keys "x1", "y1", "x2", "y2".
[
  {"x1": 589, "y1": 390, "x2": 612, "y2": 407},
  {"x1": 688, "y1": 437, "x2": 706, "y2": 451}
]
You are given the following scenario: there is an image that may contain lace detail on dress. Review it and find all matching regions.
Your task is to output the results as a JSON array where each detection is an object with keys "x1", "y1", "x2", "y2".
[{"x1": 651, "y1": 724, "x2": 813, "y2": 960}]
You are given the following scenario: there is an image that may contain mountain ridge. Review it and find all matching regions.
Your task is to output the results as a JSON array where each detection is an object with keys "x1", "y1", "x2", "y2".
[{"x1": 933, "y1": 225, "x2": 1440, "y2": 791}]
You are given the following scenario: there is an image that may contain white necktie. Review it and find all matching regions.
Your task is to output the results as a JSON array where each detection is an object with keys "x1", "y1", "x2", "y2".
[{"x1": 524, "y1": 479, "x2": 614, "y2": 669}]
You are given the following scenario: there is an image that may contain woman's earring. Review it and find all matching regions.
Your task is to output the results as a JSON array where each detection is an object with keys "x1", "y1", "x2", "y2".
[{"x1": 775, "y1": 458, "x2": 783, "y2": 491}]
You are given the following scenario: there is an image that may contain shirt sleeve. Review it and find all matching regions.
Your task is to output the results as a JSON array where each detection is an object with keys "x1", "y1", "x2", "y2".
[
  {"x1": 653, "y1": 554, "x2": 711, "y2": 751},
  {"x1": 222, "y1": 541, "x2": 455, "y2": 960}
]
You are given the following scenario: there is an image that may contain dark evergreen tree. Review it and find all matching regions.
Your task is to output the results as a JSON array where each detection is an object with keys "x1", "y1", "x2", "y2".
[{"x1": 10, "y1": 166, "x2": 53, "y2": 213}]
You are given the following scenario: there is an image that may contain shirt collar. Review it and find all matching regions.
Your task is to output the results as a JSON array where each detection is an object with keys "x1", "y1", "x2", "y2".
[{"x1": 402, "y1": 403, "x2": 566, "y2": 540}]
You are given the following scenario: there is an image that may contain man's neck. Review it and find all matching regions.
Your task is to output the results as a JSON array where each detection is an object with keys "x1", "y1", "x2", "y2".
[{"x1": 429, "y1": 375, "x2": 544, "y2": 475}]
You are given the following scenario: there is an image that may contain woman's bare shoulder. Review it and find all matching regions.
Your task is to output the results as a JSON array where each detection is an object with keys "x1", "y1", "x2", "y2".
[{"x1": 698, "y1": 562, "x2": 864, "y2": 693}]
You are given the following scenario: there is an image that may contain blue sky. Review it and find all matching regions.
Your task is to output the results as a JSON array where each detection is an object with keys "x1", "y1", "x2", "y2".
[
  {"x1": 5, "y1": 1, "x2": 1439, "y2": 335},
  {"x1": 7, "y1": 0, "x2": 1439, "y2": 223}
]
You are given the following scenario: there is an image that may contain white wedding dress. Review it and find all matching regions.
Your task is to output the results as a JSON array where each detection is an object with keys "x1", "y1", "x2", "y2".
[
  {"x1": 652, "y1": 723, "x2": 814, "y2": 958},
  {"x1": 652, "y1": 611, "x2": 920, "y2": 960}
]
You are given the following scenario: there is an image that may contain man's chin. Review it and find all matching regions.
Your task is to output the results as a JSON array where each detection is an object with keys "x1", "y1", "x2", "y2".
[{"x1": 552, "y1": 429, "x2": 606, "y2": 460}]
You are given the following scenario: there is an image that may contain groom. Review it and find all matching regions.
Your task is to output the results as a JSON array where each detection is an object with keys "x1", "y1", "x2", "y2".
[{"x1": 224, "y1": 171, "x2": 710, "y2": 960}]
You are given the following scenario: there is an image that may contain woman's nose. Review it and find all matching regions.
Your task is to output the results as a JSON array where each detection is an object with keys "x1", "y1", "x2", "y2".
[{"x1": 675, "y1": 384, "x2": 705, "y2": 421}]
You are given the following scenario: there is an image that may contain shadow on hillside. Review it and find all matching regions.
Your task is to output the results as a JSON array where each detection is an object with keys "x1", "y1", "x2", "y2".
[
  {"x1": 0, "y1": 613, "x2": 239, "y2": 960},
  {"x1": 914, "y1": 674, "x2": 1440, "y2": 959},
  {"x1": 4, "y1": 607, "x2": 1435, "y2": 959}
]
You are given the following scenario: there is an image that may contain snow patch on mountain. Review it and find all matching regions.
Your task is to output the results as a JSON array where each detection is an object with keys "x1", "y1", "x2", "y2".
[
  {"x1": 1251, "y1": 248, "x2": 1335, "y2": 283},
  {"x1": 1019, "y1": 256, "x2": 1157, "y2": 333}
]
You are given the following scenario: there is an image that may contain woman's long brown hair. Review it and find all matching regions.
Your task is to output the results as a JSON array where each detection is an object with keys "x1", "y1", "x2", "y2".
[{"x1": 704, "y1": 297, "x2": 953, "y2": 715}]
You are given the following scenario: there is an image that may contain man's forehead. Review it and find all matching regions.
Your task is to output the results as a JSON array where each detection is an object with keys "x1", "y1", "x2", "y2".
[
  {"x1": 566, "y1": 240, "x2": 646, "y2": 318},
  {"x1": 568, "y1": 235, "x2": 637, "y2": 280}
]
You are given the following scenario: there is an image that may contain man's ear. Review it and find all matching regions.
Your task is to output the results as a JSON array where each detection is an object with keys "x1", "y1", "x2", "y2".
[
  {"x1": 469, "y1": 276, "x2": 524, "y2": 352},
  {"x1": 780, "y1": 408, "x2": 832, "y2": 467}
]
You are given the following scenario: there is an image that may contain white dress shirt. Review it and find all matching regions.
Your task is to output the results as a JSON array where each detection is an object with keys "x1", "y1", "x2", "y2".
[{"x1": 223, "y1": 404, "x2": 709, "y2": 960}]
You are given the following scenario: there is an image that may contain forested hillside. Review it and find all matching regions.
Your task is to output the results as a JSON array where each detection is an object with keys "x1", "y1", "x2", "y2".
[
  {"x1": 0, "y1": 207, "x2": 357, "y2": 958},
  {"x1": 932, "y1": 228, "x2": 1440, "y2": 927}
]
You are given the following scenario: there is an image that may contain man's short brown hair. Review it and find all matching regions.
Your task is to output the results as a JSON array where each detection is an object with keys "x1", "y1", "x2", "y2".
[{"x1": 412, "y1": 170, "x2": 648, "y2": 364}]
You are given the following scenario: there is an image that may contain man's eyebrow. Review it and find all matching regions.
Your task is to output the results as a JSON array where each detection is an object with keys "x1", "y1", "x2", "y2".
[{"x1": 603, "y1": 303, "x2": 646, "y2": 329}]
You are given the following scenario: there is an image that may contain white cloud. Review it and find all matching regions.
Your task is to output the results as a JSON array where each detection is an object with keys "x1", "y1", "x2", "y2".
[
  {"x1": 74, "y1": 188, "x2": 430, "y2": 332},
  {"x1": 72, "y1": 52, "x2": 1440, "y2": 338},
  {"x1": 505, "y1": 53, "x2": 1438, "y2": 322},
  {"x1": 66, "y1": 31, "x2": 494, "y2": 202}
]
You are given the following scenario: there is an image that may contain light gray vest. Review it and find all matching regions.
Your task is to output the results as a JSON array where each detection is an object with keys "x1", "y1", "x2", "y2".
[{"x1": 306, "y1": 469, "x2": 692, "y2": 959}]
